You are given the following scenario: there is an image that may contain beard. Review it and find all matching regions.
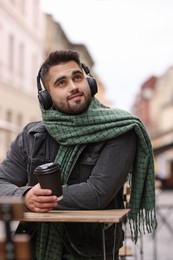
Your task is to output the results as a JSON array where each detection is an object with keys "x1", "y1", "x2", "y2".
[
  {"x1": 54, "y1": 93, "x2": 92, "y2": 115},
  {"x1": 65, "y1": 98, "x2": 91, "y2": 115}
]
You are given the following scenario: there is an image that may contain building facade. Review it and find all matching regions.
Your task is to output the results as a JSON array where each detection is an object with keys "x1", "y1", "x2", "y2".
[
  {"x1": 150, "y1": 67, "x2": 173, "y2": 188},
  {"x1": 132, "y1": 66, "x2": 173, "y2": 189},
  {"x1": 0, "y1": 2, "x2": 111, "y2": 161},
  {"x1": 44, "y1": 14, "x2": 112, "y2": 107},
  {"x1": 0, "y1": 0, "x2": 44, "y2": 160}
]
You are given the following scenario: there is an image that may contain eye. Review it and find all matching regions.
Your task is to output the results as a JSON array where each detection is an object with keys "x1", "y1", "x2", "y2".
[
  {"x1": 56, "y1": 79, "x2": 66, "y2": 88},
  {"x1": 73, "y1": 73, "x2": 83, "y2": 82}
]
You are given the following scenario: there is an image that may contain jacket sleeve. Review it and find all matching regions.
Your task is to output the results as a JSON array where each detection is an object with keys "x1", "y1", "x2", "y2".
[
  {"x1": 0, "y1": 126, "x2": 32, "y2": 197},
  {"x1": 57, "y1": 130, "x2": 137, "y2": 210}
]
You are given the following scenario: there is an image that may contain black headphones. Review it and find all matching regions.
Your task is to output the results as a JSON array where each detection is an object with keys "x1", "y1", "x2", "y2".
[{"x1": 37, "y1": 63, "x2": 98, "y2": 110}]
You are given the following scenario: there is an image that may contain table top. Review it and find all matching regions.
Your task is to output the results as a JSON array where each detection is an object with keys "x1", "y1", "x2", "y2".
[{"x1": 22, "y1": 209, "x2": 130, "y2": 223}]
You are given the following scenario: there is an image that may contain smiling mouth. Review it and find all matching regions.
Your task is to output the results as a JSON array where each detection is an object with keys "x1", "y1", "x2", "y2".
[{"x1": 68, "y1": 93, "x2": 83, "y2": 100}]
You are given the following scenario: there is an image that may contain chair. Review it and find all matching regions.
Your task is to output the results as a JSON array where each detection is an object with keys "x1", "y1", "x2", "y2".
[
  {"x1": 0, "y1": 198, "x2": 32, "y2": 260},
  {"x1": 119, "y1": 181, "x2": 133, "y2": 259}
]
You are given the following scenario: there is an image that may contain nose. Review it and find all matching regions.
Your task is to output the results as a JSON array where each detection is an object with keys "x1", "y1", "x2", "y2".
[{"x1": 68, "y1": 80, "x2": 78, "y2": 92}]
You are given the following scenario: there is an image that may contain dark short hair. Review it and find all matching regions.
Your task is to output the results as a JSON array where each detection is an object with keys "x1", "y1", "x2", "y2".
[{"x1": 40, "y1": 50, "x2": 81, "y2": 84}]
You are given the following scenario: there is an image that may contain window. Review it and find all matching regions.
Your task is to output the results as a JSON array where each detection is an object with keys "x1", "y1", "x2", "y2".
[
  {"x1": 8, "y1": 34, "x2": 14, "y2": 72},
  {"x1": 16, "y1": 113, "x2": 23, "y2": 127},
  {"x1": 6, "y1": 109, "x2": 12, "y2": 123},
  {"x1": 10, "y1": 0, "x2": 16, "y2": 5},
  {"x1": 33, "y1": 0, "x2": 39, "y2": 27},
  {"x1": 0, "y1": 24, "x2": 2, "y2": 74},
  {"x1": 20, "y1": 0, "x2": 26, "y2": 14},
  {"x1": 19, "y1": 42, "x2": 24, "y2": 78},
  {"x1": 31, "y1": 53, "x2": 38, "y2": 89},
  {"x1": 5, "y1": 109, "x2": 12, "y2": 149}
]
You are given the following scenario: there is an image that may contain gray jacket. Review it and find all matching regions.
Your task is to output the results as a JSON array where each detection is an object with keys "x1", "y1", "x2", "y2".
[{"x1": 0, "y1": 121, "x2": 136, "y2": 257}]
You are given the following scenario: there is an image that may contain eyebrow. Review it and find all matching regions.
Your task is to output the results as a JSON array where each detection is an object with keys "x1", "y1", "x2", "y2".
[{"x1": 53, "y1": 69, "x2": 83, "y2": 86}]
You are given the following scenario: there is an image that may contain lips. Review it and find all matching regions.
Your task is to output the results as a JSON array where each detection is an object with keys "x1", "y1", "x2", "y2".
[{"x1": 68, "y1": 93, "x2": 83, "y2": 100}]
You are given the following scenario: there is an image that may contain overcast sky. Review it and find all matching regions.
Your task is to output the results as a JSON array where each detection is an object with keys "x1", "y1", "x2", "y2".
[{"x1": 40, "y1": 0, "x2": 173, "y2": 112}]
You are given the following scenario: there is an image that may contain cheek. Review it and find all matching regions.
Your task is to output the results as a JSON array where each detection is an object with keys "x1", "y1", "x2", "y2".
[
  {"x1": 49, "y1": 89, "x2": 64, "y2": 103},
  {"x1": 81, "y1": 83, "x2": 91, "y2": 95},
  {"x1": 84, "y1": 85, "x2": 92, "y2": 98}
]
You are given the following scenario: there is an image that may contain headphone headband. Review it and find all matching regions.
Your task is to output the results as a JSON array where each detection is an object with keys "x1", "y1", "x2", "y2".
[{"x1": 37, "y1": 68, "x2": 42, "y2": 92}]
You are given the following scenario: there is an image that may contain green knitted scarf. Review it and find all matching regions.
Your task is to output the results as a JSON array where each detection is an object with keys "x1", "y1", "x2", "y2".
[{"x1": 36, "y1": 98, "x2": 157, "y2": 259}]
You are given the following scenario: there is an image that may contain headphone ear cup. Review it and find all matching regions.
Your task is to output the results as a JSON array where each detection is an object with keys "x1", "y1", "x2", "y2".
[
  {"x1": 86, "y1": 77, "x2": 98, "y2": 96},
  {"x1": 38, "y1": 90, "x2": 53, "y2": 110}
]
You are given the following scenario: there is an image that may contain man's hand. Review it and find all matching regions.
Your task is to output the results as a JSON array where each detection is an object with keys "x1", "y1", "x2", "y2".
[{"x1": 24, "y1": 183, "x2": 58, "y2": 212}]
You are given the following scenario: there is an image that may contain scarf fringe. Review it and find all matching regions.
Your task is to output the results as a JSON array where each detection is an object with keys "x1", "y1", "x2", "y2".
[{"x1": 129, "y1": 208, "x2": 157, "y2": 243}]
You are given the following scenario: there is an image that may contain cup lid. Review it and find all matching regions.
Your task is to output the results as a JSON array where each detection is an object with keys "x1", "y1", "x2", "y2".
[{"x1": 34, "y1": 162, "x2": 61, "y2": 175}]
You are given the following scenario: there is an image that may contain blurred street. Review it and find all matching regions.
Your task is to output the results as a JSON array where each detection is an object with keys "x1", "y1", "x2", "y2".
[{"x1": 125, "y1": 190, "x2": 173, "y2": 260}]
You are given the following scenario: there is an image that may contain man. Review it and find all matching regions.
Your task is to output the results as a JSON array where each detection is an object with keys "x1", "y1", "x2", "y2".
[{"x1": 0, "y1": 50, "x2": 157, "y2": 259}]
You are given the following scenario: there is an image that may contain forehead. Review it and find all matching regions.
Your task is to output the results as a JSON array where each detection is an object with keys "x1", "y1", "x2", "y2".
[{"x1": 48, "y1": 61, "x2": 82, "y2": 77}]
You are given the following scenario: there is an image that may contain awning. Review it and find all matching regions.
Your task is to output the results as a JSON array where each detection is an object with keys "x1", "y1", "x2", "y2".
[{"x1": 153, "y1": 142, "x2": 173, "y2": 155}]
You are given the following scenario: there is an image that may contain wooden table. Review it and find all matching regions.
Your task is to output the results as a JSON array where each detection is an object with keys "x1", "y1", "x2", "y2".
[
  {"x1": 0, "y1": 198, "x2": 130, "y2": 260},
  {"x1": 22, "y1": 209, "x2": 130, "y2": 260},
  {"x1": 22, "y1": 209, "x2": 130, "y2": 223}
]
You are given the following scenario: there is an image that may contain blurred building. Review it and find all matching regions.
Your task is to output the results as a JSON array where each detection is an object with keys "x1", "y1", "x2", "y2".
[
  {"x1": 44, "y1": 14, "x2": 112, "y2": 107},
  {"x1": 0, "y1": 1, "x2": 111, "y2": 161},
  {"x1": 0, "y1": 0, "x2": 44, "y2": 160},
  {"x1": 132, "y1": 76, "x2": 157, "y2": 131},
  {"x1": 132, "y1": 66, "x2": 173, "y2": 189}
]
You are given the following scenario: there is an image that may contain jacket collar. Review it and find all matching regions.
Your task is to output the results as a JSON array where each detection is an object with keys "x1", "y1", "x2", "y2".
[{"x1": 27, "y1": 121, "x2": 46, "y2": 134}]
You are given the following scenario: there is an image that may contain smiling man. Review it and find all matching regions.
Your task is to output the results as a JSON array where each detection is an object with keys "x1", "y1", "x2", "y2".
[
  {"x1": 0, "y1": 50, "x2": 157, "y2": 259},
  {"x1": 42, "y1": 60, "x2": 92, "y2": 115}
]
